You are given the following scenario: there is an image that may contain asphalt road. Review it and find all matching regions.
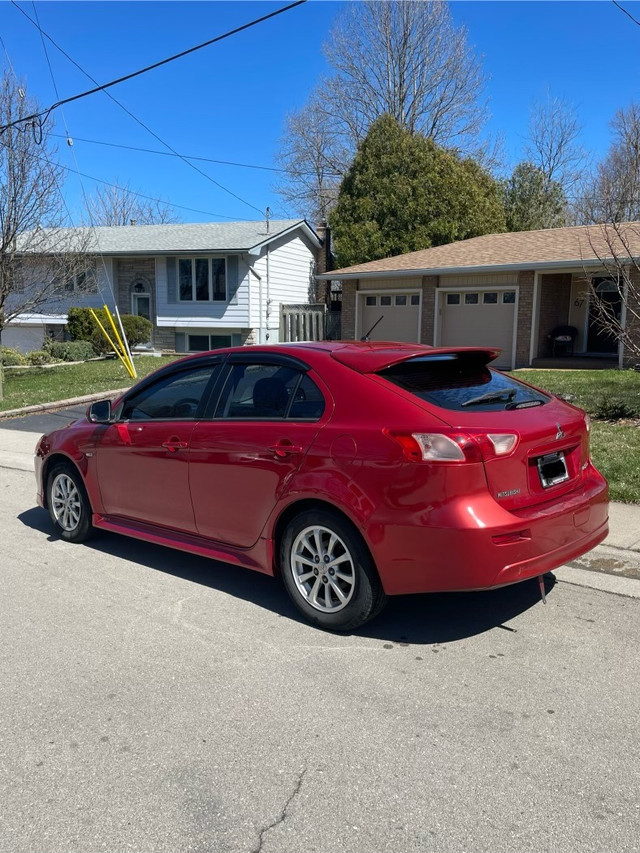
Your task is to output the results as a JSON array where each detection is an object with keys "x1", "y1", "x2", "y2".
[{"x1": 1, "y1": 460, "x2": 639, "y2": 853}]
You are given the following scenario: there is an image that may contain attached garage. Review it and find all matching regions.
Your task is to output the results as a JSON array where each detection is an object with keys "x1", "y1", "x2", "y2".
[
  {"x1": 357, "y1": 291, "x2": 421, "y2": 342},
  {"x1": 438, "y1": 287, "x2": 517, "y2": 369}
]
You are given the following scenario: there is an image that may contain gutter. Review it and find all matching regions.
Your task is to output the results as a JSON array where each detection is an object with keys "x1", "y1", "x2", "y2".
[{"x1": 315, "y1": 257, "x2": 640, "y2": 280}]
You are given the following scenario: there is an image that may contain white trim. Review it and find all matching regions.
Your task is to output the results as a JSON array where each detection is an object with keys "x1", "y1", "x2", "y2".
[
  {"x1": 7, "y1": 313, "x2": 67, "y2": 326},
  {"x1": 529, "y1": 271, "x2": 540, "y2": 365},
  {"x1": 511, "y1": 287, "x2": 520, "y2": 371}
]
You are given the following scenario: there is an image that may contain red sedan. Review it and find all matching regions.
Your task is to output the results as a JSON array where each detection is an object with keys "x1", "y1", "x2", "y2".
[{"x1": 35, "y1": 342, "x2": 608, "y2": 631}]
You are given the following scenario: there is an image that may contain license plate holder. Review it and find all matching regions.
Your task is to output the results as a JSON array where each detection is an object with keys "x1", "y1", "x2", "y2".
[{"x1": 537, "y1": 450, "x2": 569, "y2": 488}]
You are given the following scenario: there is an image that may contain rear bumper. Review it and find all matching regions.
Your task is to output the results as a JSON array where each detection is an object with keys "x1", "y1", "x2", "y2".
[{"x1": 369, "y1": 467, "x2": 609, "y2": 595}]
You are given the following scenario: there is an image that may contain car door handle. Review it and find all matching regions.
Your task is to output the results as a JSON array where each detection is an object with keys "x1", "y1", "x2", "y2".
[
  {"x1": 162, "y1": 439, "x2": 188, "y2": 452},
  {"x1": 269, "y1": 442, "x2": 304, "y2": 458}
]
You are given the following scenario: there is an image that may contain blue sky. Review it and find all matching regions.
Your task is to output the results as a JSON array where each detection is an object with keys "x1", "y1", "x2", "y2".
[{"x1": 1, "y1": 0, "x2": 639, "y2": 225}]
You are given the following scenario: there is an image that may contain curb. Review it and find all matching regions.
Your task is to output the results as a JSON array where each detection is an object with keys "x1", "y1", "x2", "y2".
[{"x1": 0, "y1": 388, "x2": 128, "y2": 420}]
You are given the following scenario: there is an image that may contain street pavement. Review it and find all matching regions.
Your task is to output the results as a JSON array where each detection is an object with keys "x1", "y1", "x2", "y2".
[{"x1": 1, "y1": 465, "x2": 639, "y2": 853}]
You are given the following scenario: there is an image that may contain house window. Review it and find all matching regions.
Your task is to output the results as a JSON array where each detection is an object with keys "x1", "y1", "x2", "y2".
[
  {"x1": 64, "y1": 266, "x2": 97, "y2": 293},
  {"x1": 395, "y1": 295, "x2": 407, "y2": 306},
  {"x1": 410, "y1": 294, "x2": 420, "y2": 306},
  {"x1": 446, "y1": 293, "x2": 460, "y2": 305},
  {"x1": 465, "y1": 293, "x2": 479, "y2": 305},
  {"x1": 365, "y1": 296, "x2": 377, "y2": 306},
  {"x1": 483, "y1": 292, "x2": 498, "y2": 304},
  {"x1": 178, "y1": 258, "x2": 226, "y2": 302},
  {"x1": 503, "y1": 291, "x2": 516, "y2": 304},
  {"x1": 188, "y1": 333, "x2": 232, "y2": 352},
  {"x1": 380, "y1": 295, "x2": 392, "y2": 306}
]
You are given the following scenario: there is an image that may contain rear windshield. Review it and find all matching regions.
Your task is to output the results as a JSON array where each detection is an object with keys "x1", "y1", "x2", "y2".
[{"x1": 378, "y1": 353, "x2": 549, "y2": 411}]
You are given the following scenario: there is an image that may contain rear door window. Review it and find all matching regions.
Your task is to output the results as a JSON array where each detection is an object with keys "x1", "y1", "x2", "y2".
[{"x1": 379, "y1": 353, "x2": 549, "y2": 411}]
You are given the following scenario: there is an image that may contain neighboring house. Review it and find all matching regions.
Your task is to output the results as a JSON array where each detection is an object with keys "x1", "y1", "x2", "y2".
[
  {"x1": 7, "y1": 219, "x2": 324, "y2": 353},
  {"x1": 317, "y1": 223, "x2": 640, "y2": 369}
]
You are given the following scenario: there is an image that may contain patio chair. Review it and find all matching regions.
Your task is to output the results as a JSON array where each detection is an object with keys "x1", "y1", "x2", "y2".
[{"x1": 549, "y1": 325, "x2": 578, "y2": 357}]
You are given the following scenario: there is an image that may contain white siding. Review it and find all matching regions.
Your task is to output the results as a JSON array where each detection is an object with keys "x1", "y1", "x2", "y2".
[{"x1": 260, "y1": 233, "x2": 317, "y2": 342}]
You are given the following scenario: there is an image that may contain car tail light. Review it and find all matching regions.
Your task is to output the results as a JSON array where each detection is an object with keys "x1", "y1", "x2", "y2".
[{"x1": 386, "y1": 430, "x2": 518, "y2": 463}]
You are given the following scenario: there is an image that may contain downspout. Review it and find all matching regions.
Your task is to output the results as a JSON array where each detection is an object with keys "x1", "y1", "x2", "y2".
[
  {"x1": 247, "y1": 260, "x2": 263, "y2": 344},
  {"x1": 619, "y1": 268, "x2": 628, "y2": 369},
  {"x1": 265, "y1": 246, "x2": 271, "y2": 342}
]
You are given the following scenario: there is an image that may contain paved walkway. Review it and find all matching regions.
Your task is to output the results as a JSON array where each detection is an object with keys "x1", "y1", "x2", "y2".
[{"x1": 1, "y1": 392, "x2": 639, "y2": 599}]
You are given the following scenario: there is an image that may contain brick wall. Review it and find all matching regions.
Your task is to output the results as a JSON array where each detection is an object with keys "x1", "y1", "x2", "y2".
[
  {"x1": 341, "y1": 280, "x2": 357, "y2": 339},
  {"x1": 420, "y1": 275, "x2": 438, "y2": 344},
  {"x1": 536, "y1": 273, "x2": 572, "y2": 358},
  {"x1": 514, "y1": 270, "x2": 535, "y2": 366}
]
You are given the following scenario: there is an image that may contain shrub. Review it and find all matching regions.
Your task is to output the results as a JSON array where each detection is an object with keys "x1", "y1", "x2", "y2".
[
  {"x1": 66, "y1": 307, "x2": 151, "y2": 354},
  {"x1": 0, "y1": 346, "x2": 27, "y2": 366},
  {"x1": 593, "y1": 394, "x2": 638, "y2": 421},
  {"x1": 25, "y1": 349, "x2": 52, "y2": 366},
  {"x1": 46, "y1": 340, "x2": 97, "y2": 362}
]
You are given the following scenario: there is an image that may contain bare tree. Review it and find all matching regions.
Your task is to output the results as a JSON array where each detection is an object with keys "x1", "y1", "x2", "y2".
[
  {"x1": 277, "y1": 0, "x2": 489, "y2": 220},
  {"x1": 526, "y1": 93, "x2": 585, "y2": 195},
  {"x1": 576, "y1": 102, "x2": 640, "y2": 224},
  {"x1": 0, "y1": 72, "x2": 90, "y2": 398},
  {"x1": 584, "y1": 221, "x2": 640, "y2": 362},
  {"x1": 85, "y1": 181, "x2": 178, "y2": 226}
]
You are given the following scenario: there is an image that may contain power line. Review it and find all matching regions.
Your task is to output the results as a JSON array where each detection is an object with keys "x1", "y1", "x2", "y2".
[
  {"x1": 612, "y1": 0, "x2": 640, "y2": 26},
  {"x1": 49, "y1": 132, "x2": 343, "y2": 177},
  {"x1": 1, "y1": 0, "x2": 307, "y2": 134},
  {"x1": 46, "y1": 158, "x2": 251, "y2": 221},
  {"x1": 8, "y1": 1, "x2": 281, "y2": 215}
]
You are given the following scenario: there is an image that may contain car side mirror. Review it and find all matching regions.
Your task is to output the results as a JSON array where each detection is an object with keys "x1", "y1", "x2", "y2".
[{"x1": 88, "y1": 400, "x2": 113, "y2": 424}]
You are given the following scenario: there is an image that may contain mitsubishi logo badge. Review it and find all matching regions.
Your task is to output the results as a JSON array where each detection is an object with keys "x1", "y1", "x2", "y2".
[{"x1": 555, "y1": 423, "x2": 565, "y2": 440}]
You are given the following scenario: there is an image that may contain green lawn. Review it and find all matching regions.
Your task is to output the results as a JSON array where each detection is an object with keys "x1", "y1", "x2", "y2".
[
  {"x1": 516, "y1": 369, "x2": 640, "y2": 503},
  {"x1": 0, "y1": 356, "x2": 178, "y2": 412},
  {"x1": 515, "y1": 369, "x2": 640, "y2": 418}
]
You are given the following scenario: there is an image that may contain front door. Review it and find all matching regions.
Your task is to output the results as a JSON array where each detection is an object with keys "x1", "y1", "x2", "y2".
[{"x1": 587, "y1": 279, "x2": 622, "y2": 353}]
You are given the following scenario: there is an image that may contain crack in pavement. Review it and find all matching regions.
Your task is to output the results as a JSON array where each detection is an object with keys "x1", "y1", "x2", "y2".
[{"x1": 251, "y1": 765, "x2": 307, "y2": 853}]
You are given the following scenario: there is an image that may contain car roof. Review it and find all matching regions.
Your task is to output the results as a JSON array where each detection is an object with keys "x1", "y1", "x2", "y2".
[{"x1": 175, "y1": 341, "x2": 501, "y2": 374}]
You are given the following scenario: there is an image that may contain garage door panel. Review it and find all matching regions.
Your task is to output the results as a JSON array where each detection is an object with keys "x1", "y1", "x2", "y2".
[
  {"x1": 360, "y1": 294, "x2": 420, "y2": 343},
  {"x1": 440, "y1": 291, "x2": 515, "y2": 368}
]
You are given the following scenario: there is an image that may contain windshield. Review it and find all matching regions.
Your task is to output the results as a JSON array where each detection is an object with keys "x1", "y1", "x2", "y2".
[{"x1": 378, "y1": 353, "x2": 549, "y2": 412}]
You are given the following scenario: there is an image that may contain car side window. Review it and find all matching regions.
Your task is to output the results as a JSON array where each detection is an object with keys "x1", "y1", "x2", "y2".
[
  {"x1": 215, "y1": 363, "x2": 325, "y2": 420},
  {"x1": 121, "y1": 365, "x2": 216, "y2": 421}
]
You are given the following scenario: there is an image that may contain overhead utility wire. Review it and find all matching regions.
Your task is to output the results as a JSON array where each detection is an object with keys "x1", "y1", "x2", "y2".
[
  {"x1": 49, "y1": 133, "x2": 342, "y2": 177},
  {"x1": 8, "y1": 2, "x2": 304, "y2": 215},
  {"x1": 2, "y1": 0, "x2": 307, "y2": 133},
  {"x1": 39, "y1": 155, "x2": 247, "y2": 221},
  {"x1": 612, "y1": 0, "x2": 640, "y2": 26}
]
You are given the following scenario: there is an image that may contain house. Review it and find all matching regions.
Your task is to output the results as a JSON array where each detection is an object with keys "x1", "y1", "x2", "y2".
[
  {"x1": 316, "y1": 222, "x2": 640, "y2": 369},
  {"x1": 6, "y1": 219, "x2": 325, "y2": 353}
]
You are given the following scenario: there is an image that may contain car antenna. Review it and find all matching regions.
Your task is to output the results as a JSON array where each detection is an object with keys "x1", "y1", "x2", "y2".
[{"x1": 361, "y1": 315, "x2": 384, "y2": 341}]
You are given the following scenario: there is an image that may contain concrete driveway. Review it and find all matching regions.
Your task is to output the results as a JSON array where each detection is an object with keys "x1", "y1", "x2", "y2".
[{"x1": 1, "y1": 452, "x2": 639, "y2": 852}]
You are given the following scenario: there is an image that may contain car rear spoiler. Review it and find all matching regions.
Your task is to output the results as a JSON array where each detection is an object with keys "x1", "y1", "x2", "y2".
[{"x1": 331, "y1": 346, "x2": 502, "y2": 374}]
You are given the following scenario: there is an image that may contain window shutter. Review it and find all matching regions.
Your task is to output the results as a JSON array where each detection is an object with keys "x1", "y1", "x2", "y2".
[
  {"x1": 227, "y1": 255, "x2": 239, "y2": 303},
  {"x1": 166, "y1": 257, "x2": 177, "y2": 303}
]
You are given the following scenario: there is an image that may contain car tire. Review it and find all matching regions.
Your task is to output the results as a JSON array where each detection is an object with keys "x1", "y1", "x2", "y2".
[
  {"x1": 280, "y1": 509, "x2": 387, "y2": 631},
  {"x1": 47, "y1": 463, "x2": 93, "y2": 543}
]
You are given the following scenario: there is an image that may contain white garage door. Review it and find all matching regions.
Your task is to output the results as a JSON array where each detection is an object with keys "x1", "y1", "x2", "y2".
[
  {"x1": 440, "y1": 289, "x2": 516, "y2": 369},
  {"x1": 359, "y1": 292, "x2": 420, "y2": 342}
]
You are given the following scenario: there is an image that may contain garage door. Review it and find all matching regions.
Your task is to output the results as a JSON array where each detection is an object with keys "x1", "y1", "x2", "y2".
[
  {"x1": 440, "y1": 289, "x2": 516, "y2": 369},
  {"x1": 359, "y1": 292, "x2": 420, "y2": 342}
]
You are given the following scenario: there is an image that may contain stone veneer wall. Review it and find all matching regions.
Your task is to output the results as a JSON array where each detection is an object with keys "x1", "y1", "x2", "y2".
[{"x1": 115, "y1": 257, "x2": 159, "y2": 344}]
